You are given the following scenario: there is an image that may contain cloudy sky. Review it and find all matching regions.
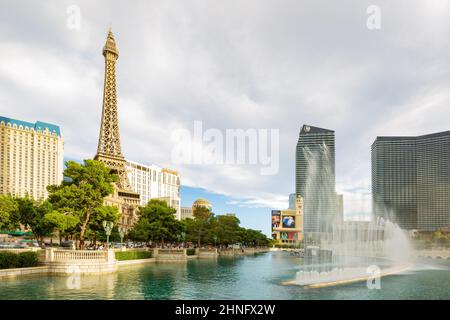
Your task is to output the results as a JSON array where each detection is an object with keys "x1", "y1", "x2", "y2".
[{"x1": 1, "y1": 0, "x2": 450, "y2": 235}]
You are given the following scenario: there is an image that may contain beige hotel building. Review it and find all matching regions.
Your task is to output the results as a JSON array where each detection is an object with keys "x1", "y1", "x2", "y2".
[
  {"x1": 126, "y1": 160, "x2": 181, "y2": 219},
  {"x1": 0, "y1": 116, "x2": 64, "y2": 200}
]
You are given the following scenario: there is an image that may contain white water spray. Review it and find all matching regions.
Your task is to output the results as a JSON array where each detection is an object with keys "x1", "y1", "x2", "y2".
[{"x1": 293, "y1": 144, "x2": 413, "y2": 286}]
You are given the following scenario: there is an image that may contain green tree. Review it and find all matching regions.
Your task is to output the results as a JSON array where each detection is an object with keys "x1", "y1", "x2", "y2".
[
  {"x1": 238, "y1": 228, "x2": 270, "y2": 247},
  {"x1": 433, "y1": 231, "x2": 443, "y2": 241},
  {"x1": 182, "y1": 209, "x2": 271, "y2": 248},
  {"x1": 128, "y1": 219, "x2": 151, "y2": 242},
  {"x1": 214, "y1": 215, "x2": 240, "y2": 246},
  {"x1": 17, "y1": 198, "x2": 55, "y2": 246},
  {"x1": 107, "y1": 226, "x2": 123, "y2": 243},
  {"x1": 47, "y1": 160, "x2": 117, "y2": 249},
  {"x1": 181, "y1": 218, "x2": 197, "y2": 244},
  {"x1": 0, "y1": 195, "x2": 19, "y2": 230},
  {"x1": 190, "y1": 206, "x2": 214, "y2": 247},
  {"x1": 87, "y1": 205, "x2": 120, "y2": 245},
  {"x1": 42, "y1": 210, "x2": 79, "y2": 244},
  {"x1": 129, "y1": 199, "x2": 182, "y2": 245}
]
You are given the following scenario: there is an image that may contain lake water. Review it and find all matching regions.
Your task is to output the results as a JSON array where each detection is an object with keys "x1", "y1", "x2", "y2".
[{"x1": 0, "y1": 252, "x2": 449, "y2": 300}]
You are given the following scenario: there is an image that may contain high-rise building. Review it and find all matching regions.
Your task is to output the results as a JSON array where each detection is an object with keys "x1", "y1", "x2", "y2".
[
  {"x1": 372, "y1": 136, "x2": 417, "y2": 229},
  {"x1": 180, "y1": 206, "x2": 193, "y2": 220},
  {"x1": 288, "y1": 193, "x2": 296, "y2": 210},
  {"x1": 295, "y1": 125, "x2": 336, "y2": 233},
  {"x1": 126, "y1": 160, "x2": 181, "y2": 219},
  {"x1": 372, "y1": 131, "x2": 450, "y2": 231},
  {"x1": 94, "y1": 29, "x2": 140, "y2": 231},
  {"x1": 0, "y1": 116, "x2": 64, "y2": 200}
]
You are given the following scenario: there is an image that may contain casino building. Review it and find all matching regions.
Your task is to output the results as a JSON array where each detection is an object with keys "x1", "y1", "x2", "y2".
[
  {"x1": 126, "y1": 160, "x2": 181, "y2": 219},
  {"x1": 372, "y1": 130, "x2": 450, "y2": 231},
  {"x1": 271, "y1": 195, "x2": 304, "y2": 245},
  {"x1": 0, "y1": 116, "x2": 64, "y2": 200}
]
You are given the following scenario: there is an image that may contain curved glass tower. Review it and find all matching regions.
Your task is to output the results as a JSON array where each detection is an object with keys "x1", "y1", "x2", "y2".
[{"x1": 295, "y1": 125, "x2": 336, "y2": 236}]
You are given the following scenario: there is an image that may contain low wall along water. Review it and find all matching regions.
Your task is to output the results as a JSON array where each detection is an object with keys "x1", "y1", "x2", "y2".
[
  {"x1": 198, "y1": 248, "x2": 218, "y2": 259},
  {"x1": 155, "y1": 249, "x2": 187, "y2": 262},
  {"x1": 45, "y1": 248, "x2": 117, "y2": 275},
  {"x1": 0, "y1": 247, "x2": 270, "y2": 278}
]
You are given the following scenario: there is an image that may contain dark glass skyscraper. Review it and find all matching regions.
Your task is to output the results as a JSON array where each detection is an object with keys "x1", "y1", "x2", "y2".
[
  {"x1": 295, "y1": 125, "x2": 336, "y2": 234},
  {"x1": 372, "y1": 131, "x2": 450, "y2": 231}
]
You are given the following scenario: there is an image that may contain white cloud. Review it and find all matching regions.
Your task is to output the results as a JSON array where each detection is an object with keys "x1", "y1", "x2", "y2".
[{"x1": 1, "y1": 0, "x2": 450, "y2": 220}]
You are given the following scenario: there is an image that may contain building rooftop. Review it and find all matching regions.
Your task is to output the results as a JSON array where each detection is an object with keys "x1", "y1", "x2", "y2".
[
  {"x1": 126, "y1": 159, "x2": 179, "y2": 176},
  {"x1": 300, "y1": 124, "x2": 334, "y2": 135},
  {"x1": 0, "y1": 116, "x2": 61, "y2": 137},
  {"x1": 372, "y1": 130, "x2": 450, "y2": 146}
]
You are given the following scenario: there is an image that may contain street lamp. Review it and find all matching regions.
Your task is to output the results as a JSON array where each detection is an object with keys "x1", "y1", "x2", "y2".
[
  {"x1": 102, "y1": 220, "x2": 114, "y2": 249},
  {"x1": 119, "y1": 227, "x2": 125, "y2": 244},
  {"x1": 181, "y1": 232, "x2": 186, "y2": 247}
]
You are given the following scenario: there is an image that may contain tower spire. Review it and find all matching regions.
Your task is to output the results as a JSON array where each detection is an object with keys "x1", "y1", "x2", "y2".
[
  {"x1": 95, "y1": 29, "x2": 129, "y2": 190},
  {"x1": 103, "y1": 28, "x2": 119, "y2": 58}
]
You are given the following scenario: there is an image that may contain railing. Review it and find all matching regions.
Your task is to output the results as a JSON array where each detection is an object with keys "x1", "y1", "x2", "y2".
[{"x1": 47, "y1": 249, "x2": 108, "y2": 262}]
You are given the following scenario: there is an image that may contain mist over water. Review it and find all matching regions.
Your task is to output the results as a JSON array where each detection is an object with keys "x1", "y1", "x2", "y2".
[{"x1": 295, "y1": 143, "x2": 413, "y2": 286}]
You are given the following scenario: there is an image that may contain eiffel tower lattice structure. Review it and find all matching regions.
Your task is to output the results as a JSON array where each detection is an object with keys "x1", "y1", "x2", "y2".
[{"x1": 94, "y1": 29, "x2": 140, "y2": 231}]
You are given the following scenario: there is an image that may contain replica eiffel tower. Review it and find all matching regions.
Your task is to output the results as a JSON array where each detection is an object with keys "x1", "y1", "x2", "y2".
[{"x1": 94, "y1": 29, "x2": 140, "y2": 231}]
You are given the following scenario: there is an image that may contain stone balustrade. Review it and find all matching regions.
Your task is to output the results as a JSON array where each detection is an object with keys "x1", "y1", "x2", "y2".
[
  {"x1": 46, "y1": 249, "x2": 108, "y2": 262},
  {"x1": 44, "y1": 248, "x2": 116, "y2": 274}
]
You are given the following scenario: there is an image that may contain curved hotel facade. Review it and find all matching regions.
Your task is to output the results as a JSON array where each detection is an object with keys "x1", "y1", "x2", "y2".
[
  {"x1": 295, "y1": 125, "x2": 337, "y2": 233},
  {"x1": 372, "y1": 130, "x2": 450, "y2": 231}
]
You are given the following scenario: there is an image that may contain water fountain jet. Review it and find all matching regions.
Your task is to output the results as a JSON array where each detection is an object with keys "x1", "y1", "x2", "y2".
[{"x1": 284, "y1": 144, "x2": 413, "y2": 287}]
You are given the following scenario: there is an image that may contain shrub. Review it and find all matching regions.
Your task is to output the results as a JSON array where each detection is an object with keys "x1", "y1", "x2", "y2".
[
  {"x1": 186, "y1": 248, "x2": 196, "y2": 256},
  {"x1": 18, "y1": 251, "x2": 39, "y2": 267},
  {"x1": 115, "y1": 250, "x2": 152, "y2": 261},
  {"x1": 0, "y1": 251, "x2": 39, "y2": 269},
  {"x1": 0, "y1": 252, "x2": 19, "y2": 269}
]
